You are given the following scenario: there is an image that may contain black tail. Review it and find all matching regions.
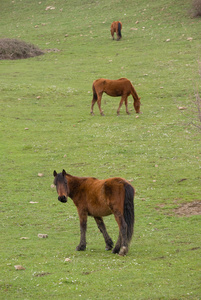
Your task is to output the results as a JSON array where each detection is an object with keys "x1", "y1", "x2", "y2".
[
  {"x1": 124, "y1": 183, "x2": 135, "y2": 243},
  {"x1": 118, "y1": 22, "x2": 122, "y2": 39},
  {"x1": 92, "y1": 83, "x2": 97, "y2": 101}
]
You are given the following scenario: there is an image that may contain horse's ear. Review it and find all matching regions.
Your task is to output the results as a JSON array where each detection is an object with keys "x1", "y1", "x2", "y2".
[
  {"x1": 62, "y1": 169, "x2": 67, "y2": 176},
  {"x1": 53, "y1": 170, "x2": 57, "y2": 177},
  {"x1": 139, "y1": 97, "x2": 141, "y2": 101}
]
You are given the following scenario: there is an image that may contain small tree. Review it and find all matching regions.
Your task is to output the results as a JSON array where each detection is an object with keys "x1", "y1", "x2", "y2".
[{"x1": 192, "y1": 0, "x2": 201, "y2": 17}]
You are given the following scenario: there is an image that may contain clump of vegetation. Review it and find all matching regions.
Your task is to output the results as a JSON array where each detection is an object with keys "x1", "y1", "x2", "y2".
[
  {"x1": 0, "y1": 38, "x2": 44, "y2": 60},
  {"x1": 191, "y1": 0, "x2": 201, "y2": 17},
  {"x1": 191, "y1": 90, "x2": 201, "y2": 130},
  {"x1": 188, "y1": 62, "x2": 201, "y2": 131}
]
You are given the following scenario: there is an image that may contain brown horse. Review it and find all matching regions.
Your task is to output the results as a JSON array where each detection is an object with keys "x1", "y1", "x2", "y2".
[
  {"x1": 90, "y1": 78, "x2": 141, "y2": 116},
  {"x1": 53, "y1": 169, "x2": 135, "y2": 256},
  {"x1": 111, "y1": 21, "x2": 122, "y2": 40}
]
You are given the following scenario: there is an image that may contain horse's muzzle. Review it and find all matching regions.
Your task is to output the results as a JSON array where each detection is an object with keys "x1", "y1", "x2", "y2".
[{"x1": 58, "y1": 196, "x2": 67, "y2": 203}]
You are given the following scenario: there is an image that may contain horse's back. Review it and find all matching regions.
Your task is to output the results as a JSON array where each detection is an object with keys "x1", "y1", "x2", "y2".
[
  {"x1": 104, "y1": 177, "x2": 130, "y2": 191},
  {"x1": 93, "y1": 78, "x2": 106, "y2": 93},
  {"x1": 94, "y1": 78, "x2": 129, "y2": 86},
  {"x1": 81, "y1": 177, "x2": 129, "y2": 217},
  {"x1": 111, "y1": 21, "x2": 122, "y2": 30},
  {"x1": 93, "y1": 78, "x2": 106, "y2": 85},
  {"x1": 93, "y1": 78, "x2": 132, "y2": 97},
  {"x1": 118, "y1": 77, "x2": 129, "y2": 81},
  {"x1": 103, "y1": 177, "x2": 133, "y2": 213},
  {"x1": 110, "y1": 78, "x2": 132, "y2": 92},
  {"x1": 111, "y1": 21, "x2": 117, "y2": 30}
]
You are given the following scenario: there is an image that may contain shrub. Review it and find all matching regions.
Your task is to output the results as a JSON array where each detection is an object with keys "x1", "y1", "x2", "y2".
[
  {"x1": 0, "y1": 38, "x2": 44, "y2": 60},
  {"x1": 191, "y1": 0, "x2": 201, "y2": 17}
]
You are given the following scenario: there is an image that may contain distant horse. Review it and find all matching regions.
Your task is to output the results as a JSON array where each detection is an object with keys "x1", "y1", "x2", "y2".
[
  {"x1": 53, "y1": 169, "x2": 135, "y2": 256},
  {"x1": 90, "y1": 77, "x2": 141, "y2": 116},
  {"x1": 111, "y1": 21, "x2": 122, "y2": 40}
]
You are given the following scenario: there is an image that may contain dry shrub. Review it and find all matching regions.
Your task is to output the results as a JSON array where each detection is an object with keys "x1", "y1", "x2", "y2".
[
  {"x1": 191, "y1": 0, "x2": 201, "y2": 17},
  {"x1": 0, "y1": 38, "x2": 44, "y2": 60}
]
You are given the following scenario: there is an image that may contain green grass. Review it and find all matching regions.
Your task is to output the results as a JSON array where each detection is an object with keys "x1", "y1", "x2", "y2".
[{"x1": 0, "y1": 0, "x2": 201, "y2": 299}]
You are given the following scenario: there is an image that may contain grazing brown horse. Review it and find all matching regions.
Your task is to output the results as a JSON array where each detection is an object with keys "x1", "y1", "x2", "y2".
[
  {"x1": 111, "y1": 21, "x2": 122, "y2": 40},
  {"x1": 90, "y1": 77, "x2": 141, "y2": 116},
  {"x1": 53, "y1": 169, "x2": 135, "y2": 256}
]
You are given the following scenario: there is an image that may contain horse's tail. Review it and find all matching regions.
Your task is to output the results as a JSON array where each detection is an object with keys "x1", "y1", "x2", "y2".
[
  {"x1": 123, "y1": 183, "x2": 135, "y2": 243},
  {"x1": 118, "y1": 22, "x2": 122, "y2": 39},
  {"x1": 92, "y1": 82, "x2": 97, "y2": 101}
]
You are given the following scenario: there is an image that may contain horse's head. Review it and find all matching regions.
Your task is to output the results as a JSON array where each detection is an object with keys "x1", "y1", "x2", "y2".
[
  {"x1": 53, "y1": 169, "x2": 68, "y2": 203},
  {"x1": 134, "y1": 97, "x2": 141, "y2": 113}
]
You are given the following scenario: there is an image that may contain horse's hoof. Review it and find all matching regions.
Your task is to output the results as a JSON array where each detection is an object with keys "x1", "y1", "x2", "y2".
[
  {"x1": 112, "y1": 247, "x2": 120, "y2": 254},
  {"x1": 105, "y1": 245, "x2": 113, "y2": 251},
  {"x1": 105, "y1": 247, "x2": 111, "y2": 251},
  {"x1": 90, "y1": 112, "x2": 95, "y2": 116},
  {"x1": 76, "y1": 245, "x2": 86, "y2": 251},
  {"x1": 119, "y1": 246, "x2": 128, "y2": 256}
]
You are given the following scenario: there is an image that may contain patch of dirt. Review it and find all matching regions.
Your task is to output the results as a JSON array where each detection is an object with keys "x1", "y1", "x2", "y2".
[
  {"x1": 156, "y1": 200, "x2": 201, "y2": 217},
  {"x1": 0, "y1": 38, "x2": 44, "y2": 60},
  {"x1": 34, "y1": 272, "x2": 51, "y2": 277},
  {"x1": 46, "y1": 48, "x2": 60, "y2": 53},
  {"x1": 173, "y1": 200, "x2": 201, "y2": 217}
]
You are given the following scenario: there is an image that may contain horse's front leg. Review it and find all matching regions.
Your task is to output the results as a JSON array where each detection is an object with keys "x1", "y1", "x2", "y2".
[
  {"x1": 76, "y1": 211, "x2": 87, "y2": 251},
  {"x1": 125, "y1": 97, "x2": 130, "y2": 115},
  {"x1": 117, "y1": 95, "x2": 126, "y2": 115},
  {"x1": 94, "y1": 217, "x2": 113, "y2": 250}
]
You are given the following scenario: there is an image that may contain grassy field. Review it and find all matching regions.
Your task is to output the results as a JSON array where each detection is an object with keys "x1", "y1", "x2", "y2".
[{"x1": 0, "y1": 0, "x2": 201, "y2": 299}]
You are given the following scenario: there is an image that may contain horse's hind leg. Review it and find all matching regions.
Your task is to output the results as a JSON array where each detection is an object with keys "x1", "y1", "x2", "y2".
[
  {"x1": 97, "y1": 93, "x2": 104, "y2": 116},
  {"x1": 94, "y1": 217, "x2": 113, "y2": 250},
  {"x1": 90, "y1": 98, "x2": 96, "y2": 116},
  {"x1": 112, "y1": 233, "x2": 121, "y2": 254},
  {"x1": 111, "y1": 28, "x2": 115, "y2": 40},
  {"x1": 113, "y1": 212, "x2": 128, "y2": 256}
]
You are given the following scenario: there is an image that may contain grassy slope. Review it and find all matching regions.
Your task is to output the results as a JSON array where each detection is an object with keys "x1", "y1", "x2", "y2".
[{"x1": 0, "y1": 0, "x2": 201, "y2": 299}]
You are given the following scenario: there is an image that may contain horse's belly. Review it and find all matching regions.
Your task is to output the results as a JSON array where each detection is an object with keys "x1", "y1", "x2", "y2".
[
  {"x1": 88, "y1": 204, "x2": 112, "y2": 217},
  {"x1": 106, "y1": 90, "x2": 122, "y2": 97}
]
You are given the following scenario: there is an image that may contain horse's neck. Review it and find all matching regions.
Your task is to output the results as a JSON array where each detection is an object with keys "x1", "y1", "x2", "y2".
[
  {"x1": 66, "y1": 174, "x2": 84, "y2": 199},
  {"x1": 131, "y1": 85, "x2": 139, "y2": 101}
]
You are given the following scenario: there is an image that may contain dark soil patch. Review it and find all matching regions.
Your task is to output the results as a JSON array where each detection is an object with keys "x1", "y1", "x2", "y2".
[
  {"x1": 34, "y1": 272, "x2": 51, "y2": 277},
  {"x1": 156, "y1": 200, "x2": 201, "y2": 217},
  {"x1": 173, "y1": 200, "x2": 201, "y2": 217},
  {"x1": 0, "y1": 38, "x2": 44, "y2": 60}
]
